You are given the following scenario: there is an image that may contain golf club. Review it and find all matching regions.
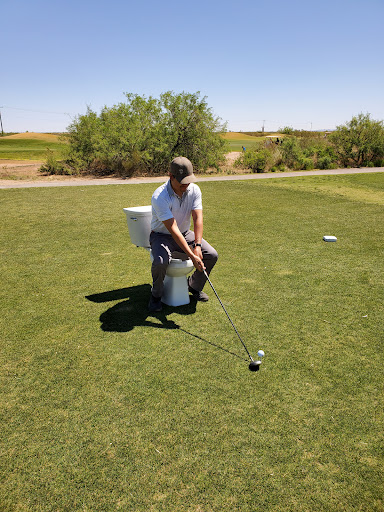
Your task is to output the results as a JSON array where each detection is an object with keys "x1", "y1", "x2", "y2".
[{"x1": 203, "y1": 270, "x2": 261, "y2": 372}]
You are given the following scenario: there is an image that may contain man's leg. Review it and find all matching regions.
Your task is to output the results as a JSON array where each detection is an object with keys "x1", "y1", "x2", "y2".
[
  {"x1": 149, "y1": 232, "x2": 178, "y2": 299},
  {"x1": 184, "y1": 231, "x2": 218, "y2": 293}
]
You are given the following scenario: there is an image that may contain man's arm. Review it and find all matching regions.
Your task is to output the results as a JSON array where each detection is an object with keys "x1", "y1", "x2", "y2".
[
  {"x1": 162, "y1": 217, "x2": 205, "y2": 272},
  {"x1": 191, "y1": 209, "x2": 203, "y2": 260}
]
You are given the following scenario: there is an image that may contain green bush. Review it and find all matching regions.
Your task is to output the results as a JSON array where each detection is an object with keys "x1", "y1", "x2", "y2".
[
  {"x1": 292, "y1": 130, "x2": 322, "y2": 139},
  {"x1": 280, "y1": 136, "x2": 340, "y2": 171},
  {"x1": 280, "y1": 137, "x2": 303, "y2": 169},
  {"x1": 329, "y1": 113, "x2": 384, "y2": 167},
  {"x1": 238, "y1": 116, "x2": 384, "y2": 173},
  {"x1": 298, "y1": 157, "x2": 314, "y2": 170},
  {"x1": 280, "y1": 126, "x2": 294, "y2": 135},
  {"x1": 242, "y1": 147, "x2": 277, "y2": 173},
  {"x1": 317, "y1": 155, "x2": 335, "y2": 170},
  {"x1": 39, "y1": 150, "x2": 74, "y2": 175},
  {"x1": 312, "y1": 142, "x2": 337, "y2": 169},
  {"x1": 61, "y1": 91, "x2": 228, "y2": 176}
]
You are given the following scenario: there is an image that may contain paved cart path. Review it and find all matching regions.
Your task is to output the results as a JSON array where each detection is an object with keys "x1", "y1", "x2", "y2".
[{"x1": 1, "y1": 167, "x2": 384, "y2": 189}]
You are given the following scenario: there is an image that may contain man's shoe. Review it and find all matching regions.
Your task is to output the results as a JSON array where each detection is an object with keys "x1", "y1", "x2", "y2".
[
  {"x1": 148, "y1": 294, "x2": 162, "y2": 312},
  {"x1": 188, "y1": 284, "x2": 209, "y2": 302}
]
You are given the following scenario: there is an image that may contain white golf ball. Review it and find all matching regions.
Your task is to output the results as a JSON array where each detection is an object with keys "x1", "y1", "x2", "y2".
[{"x1": 257, "y1": 350, "x2": 265, "y2": 358}]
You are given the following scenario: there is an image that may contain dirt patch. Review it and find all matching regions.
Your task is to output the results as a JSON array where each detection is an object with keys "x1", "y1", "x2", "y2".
[
  {"x1": 0, "y1": 160, "x2": 45, "y2": 180},
  {"x1": 225, "y1": 152, "x2": 241, "y2": 164},
  {"x1": 0, "y1": 153, "x2": 245, "y2": 182},
  {"x1": 0, "y1": 160, "x2": 89, "y2": 182}
]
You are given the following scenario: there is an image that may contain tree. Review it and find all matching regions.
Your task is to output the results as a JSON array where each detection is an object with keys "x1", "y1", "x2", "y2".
[
  {"x1": 160, "y1": 91, "x2": 228, "y2": 170},
  {"x1": 63, "y1": 91, "x2": 228, "y2": 176},
  {"x1": 329, "y1": 113, "x2": 384, "y2": 167},
  {"x1": 65, "y1": 96, "x2": 165, "y2": 176},
  {"x1": 280, "y1": 126, "x2": 294, "y2": 135}
]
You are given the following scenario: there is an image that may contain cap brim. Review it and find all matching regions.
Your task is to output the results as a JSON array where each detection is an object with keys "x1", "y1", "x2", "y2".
[{"x1": 179, "y1": 174, "x2": 196, "y2": 184}]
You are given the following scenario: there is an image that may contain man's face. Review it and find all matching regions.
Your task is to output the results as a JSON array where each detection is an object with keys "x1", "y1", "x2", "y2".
[{"x1": 170, "y1": 174, "x2": 190, "y2": 196}]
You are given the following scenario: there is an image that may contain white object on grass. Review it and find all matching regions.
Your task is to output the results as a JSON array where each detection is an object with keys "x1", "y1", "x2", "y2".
[
  {"x1": 323, "y1": 236, "x2": 337, "y2": 242},
  {"x1": 257, "y1": 350, "x2": 265, "y2": 358}
]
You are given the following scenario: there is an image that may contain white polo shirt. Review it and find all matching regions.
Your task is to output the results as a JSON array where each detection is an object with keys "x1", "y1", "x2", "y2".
[{"x1": 151, "y1": 180, "x2": 203, "y2": 234}]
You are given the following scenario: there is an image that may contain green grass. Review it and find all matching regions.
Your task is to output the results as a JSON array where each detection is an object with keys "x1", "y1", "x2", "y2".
[
  {"x1": 226, "y1": 138, "x2": 263, "y2": 151},
  {"x1": 222, "y1": 135, "x2": 265, "y2": 152},
  {"x1": 0, "y1": 133, "x2": 261, "y2": 160},
  {"x1": 221, "y1": 132, "x2": 281, "y2": 152},
  {"x1": 1, "y1": 174, "x2": 384, "y2": 511},
  {"x1": 0, "y1": 138, "x2": 66, "y2": 160}
]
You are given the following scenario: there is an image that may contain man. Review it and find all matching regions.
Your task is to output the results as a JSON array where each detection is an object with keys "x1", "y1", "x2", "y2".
[{"x1": 148, "y1": 156, "x2": 218, "y2": 312}]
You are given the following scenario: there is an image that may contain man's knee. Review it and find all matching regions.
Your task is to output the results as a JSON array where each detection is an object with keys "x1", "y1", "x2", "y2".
[{"x1": 205, "y1": 247, "x2": 218, "y2": 264}]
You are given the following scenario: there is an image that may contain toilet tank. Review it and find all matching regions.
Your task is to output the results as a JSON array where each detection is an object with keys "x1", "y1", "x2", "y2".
[{"x1": 123, "y1": 206, "x2": 152, "y2": 248}]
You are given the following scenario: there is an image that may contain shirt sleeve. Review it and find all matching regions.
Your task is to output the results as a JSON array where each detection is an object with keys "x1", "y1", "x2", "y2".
[
  {"x1": 192, "y1": 185, "x2": 203, "y2": 210},
  {"x1": 152, "y1": 192, "x2": 174, "y2": 222}
]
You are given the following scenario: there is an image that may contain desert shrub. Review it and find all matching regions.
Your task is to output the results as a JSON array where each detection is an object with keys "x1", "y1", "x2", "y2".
[
  {"x1": 233, "y1": 155, "x2": 245, "y2": 168},
  {"x1": 236, "y1": 117, "x2": 384, "y2": 172},
  {"x1": 64, "y1": 97, "x2": 165, "y2": 176},
  {"x1": 329, "y1": 113, "x2": 384, "y2": 167},
  {"x1": 315, "y1": 144, "x2": 337, "y2": 169},
  {"x1": 292, "y1": 130, "x2": 323, "y2": 139},
  {"x1": 280, "y1": 137, "x2": 303, "y2": 169},
  {"x1": 39, "y1": 150, "x2": 75, "y2": 175},
  {"x1": 243, "y1": 148, "x2": 272, "y2": 172},
  {"x1": 241, "y1": 143, "x2": 285, "y2": 172},
  {"x1": 298, "y1": 157, "x2": 314, "y2": 170},
  {"x1": 160, "y1": 91, "x2": 228, "y2": 171},
  {"x1": 60, "y1": 91, "x2": 228, "y2": 176},
  {"x1": 300, "y1": 138, "x2": 337, "y2": 169},
  {"x1": 280, "y1": 126, "x2": 294, "y2": 135},
  {"x1": 279, "y1": 135, "x2": 340, "y2": 170},
  {"x1": 270, "y1": 165, "x2": 286, "y2": 172},
  {"x1": 317, "y1": 155, "x2": 335, "y2": 170}
]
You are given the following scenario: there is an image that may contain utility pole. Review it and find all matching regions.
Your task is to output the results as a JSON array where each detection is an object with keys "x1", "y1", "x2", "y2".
[{"x1": 0, "y1": 108, "x2": 4, "y2": 136}]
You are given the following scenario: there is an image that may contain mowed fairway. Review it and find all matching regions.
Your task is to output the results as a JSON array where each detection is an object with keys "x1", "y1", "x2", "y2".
[
  {"x1": 221, "y1": 132, "x2": 268, "y2": 152},
  {"x1": 0, "y1": 133, "x2": 66, "y2": 160},
  {"x1": 1, "y1": 174, "x2": 383, "y2": 511}
]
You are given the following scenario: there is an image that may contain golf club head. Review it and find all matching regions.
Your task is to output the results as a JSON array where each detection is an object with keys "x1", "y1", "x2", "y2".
[{"x1": 249, "y1": 360, "x2": 261, "y2": 372}]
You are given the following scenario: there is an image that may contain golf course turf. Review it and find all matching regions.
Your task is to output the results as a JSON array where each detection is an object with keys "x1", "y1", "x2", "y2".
[{"x1": 1, "y1": 173, "x2": 383, "y2": 511}]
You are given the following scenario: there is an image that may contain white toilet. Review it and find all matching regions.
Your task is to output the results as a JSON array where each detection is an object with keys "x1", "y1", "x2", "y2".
[{"x1": 123, "y1": 206, "x2": 194, "y2": 306}]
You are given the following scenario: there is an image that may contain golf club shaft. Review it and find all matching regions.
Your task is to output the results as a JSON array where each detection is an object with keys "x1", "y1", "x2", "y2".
[{"x1": 204, "y1": 270, "x2": 253, "y2": 362}]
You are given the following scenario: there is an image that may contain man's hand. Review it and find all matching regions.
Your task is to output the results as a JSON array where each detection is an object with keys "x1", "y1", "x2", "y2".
[
  {"x1": 162, "y1": 217, "x2": 205, "y2": 272},
  {"x1": 191, "y1": 253, "x2": 205, "y2": 272}
]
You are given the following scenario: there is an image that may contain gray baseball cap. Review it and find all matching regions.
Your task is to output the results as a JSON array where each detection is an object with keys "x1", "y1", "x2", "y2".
[{"x1": 170, "y1": 157, "x2": 196, "y2": 184}]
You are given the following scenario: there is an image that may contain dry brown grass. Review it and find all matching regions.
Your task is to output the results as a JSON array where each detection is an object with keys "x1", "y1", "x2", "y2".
[{"x1": 2, "y1": 132, "x2": 61, "y2": 141}]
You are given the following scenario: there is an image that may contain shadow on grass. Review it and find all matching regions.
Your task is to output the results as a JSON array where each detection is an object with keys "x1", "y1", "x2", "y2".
[{"x1": 85, "y1": 284, "x2": 245, "y2": 361}]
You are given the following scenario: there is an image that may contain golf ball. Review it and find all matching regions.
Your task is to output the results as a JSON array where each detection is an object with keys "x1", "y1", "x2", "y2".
[{"x1": 257, "y1": 350, "x2": 265, "y2": 358}]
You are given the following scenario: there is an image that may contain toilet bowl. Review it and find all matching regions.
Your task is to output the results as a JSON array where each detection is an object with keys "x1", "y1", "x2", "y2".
[{"x1": 123, "y1": 206, "x2": 194, "y2": 306}]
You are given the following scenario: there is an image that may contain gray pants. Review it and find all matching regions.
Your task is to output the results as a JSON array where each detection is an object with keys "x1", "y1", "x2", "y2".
[{"x1": 150, "y1": 230, "x2": 218, "y2": 299}]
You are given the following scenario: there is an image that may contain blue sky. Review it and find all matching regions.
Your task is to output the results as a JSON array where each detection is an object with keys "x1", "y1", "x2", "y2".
[{"x1": 2, "y1": 0, "x2": 383, "y2": 132}]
